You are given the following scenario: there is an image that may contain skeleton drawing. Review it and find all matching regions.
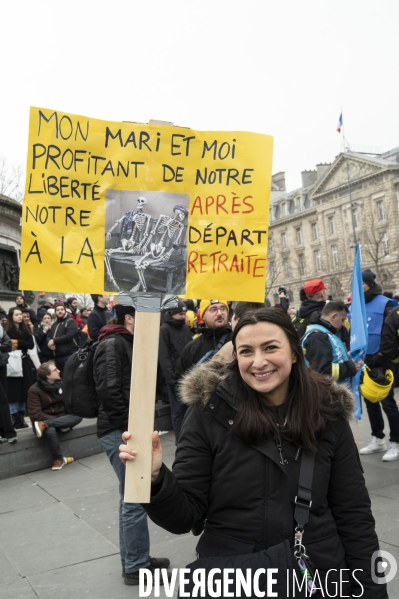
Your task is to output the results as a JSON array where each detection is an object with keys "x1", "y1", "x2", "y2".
[
  {"x1": 131, "y1": 205, "x2": 188, "y2": 292},
  {"x1": 104, "y1": 197, "x2": 152, "y2": 289}
]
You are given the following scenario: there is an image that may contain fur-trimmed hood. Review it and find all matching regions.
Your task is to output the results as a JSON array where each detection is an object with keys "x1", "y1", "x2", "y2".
[{"x1": 178, "y1": 359, "x2": 355, "y2": 421}]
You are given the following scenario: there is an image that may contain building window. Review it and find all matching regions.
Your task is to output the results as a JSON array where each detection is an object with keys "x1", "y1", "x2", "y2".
[
  {"x1": 296, "y1": 228, "x2": 303, "y2": 245},
  {"x1": 377, "y1": 200, "x2": 385, "y2": 221},
  {"x1": 311, "y1": 222, "x2": 318, "y2": 241},
  {"x1": 281, "y1": 232, "x2": 287, "y2": 248},
  {"x1": 331, "y1": 245, "x2": 339, "y2": 268},
  {"x1": 268, "y1": 237, "x2": 274, "y2": 253},
  {"x1": 298, "y1": 254, "x2": 306, "y2": 276},
  {"x1": 328, "y1": 216, "x2": 335, "y2": 234},
  {"x1": 352, "y1": 208, "x2": 358, "y2": 228},
  {"x1": 382, "y1": 232, "x2": 389, "y2": 256},
  {"x1": 270, "y1": 209, "x2": 275, "y2": 222},
  {"x1": 314, "y1": 250, "x2": 322, "y2": 271},
  {"x1": 284, "y1": 259, "x2": 291, "y2": 278},
  {"x1": 271, "y1": 262, "x2": 276, "y2": 279}
]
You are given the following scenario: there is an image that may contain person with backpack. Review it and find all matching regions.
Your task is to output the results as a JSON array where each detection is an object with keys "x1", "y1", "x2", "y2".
[
  {"x1": 27, "y1": 361, "x2": 81, "y2": 470},
  {"x1": 158, "y1": 300, "x2": 192, "y2": 444},
  {"x1": 88, "y1": 294, "x2": 110, "y2": 341},
  {"x1": 93, "y1": 304, "x2": 170, "y2": 586}
]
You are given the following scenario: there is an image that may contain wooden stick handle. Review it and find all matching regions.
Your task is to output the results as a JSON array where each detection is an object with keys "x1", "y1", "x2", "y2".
[{"x1": 124, "y1": 311, "x2": 160, "y2": 503}]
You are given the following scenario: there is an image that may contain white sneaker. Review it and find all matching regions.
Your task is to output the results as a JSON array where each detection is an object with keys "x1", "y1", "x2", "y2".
[
  {"x1": 382, "y1": 442, "x2": 399, "y2": 461},
  {"x1": 359, "y1": 437, "x2": 387, "y2": 454}
]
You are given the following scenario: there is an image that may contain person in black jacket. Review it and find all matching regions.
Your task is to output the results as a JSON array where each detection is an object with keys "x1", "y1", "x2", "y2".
[
  {"x1": 174, "y1": 299, "x2": 232, "y2": 385},
  {"x1": 94, "y1": 304, "x2": 170, "y2": 586},
  {"x1": 5, "y1": 307, "x2": 36, "y2": 429},
  {"x1": 120, "y1": 308, "x2": 387, "y2": 599},
  {"x1": 35, "y1": 313, "x2": 54, "y2": 363},
  {"x1": 302, "y1": 301, "x2": 363, "y2": 383},
  {"x1": 291, "y1": 278, "x2": 327, "y2": 338},
  {"x1": 46, "y1": 304, "x2": 78, "y2": 374},
  {"x1": 0, "y1": 323, "x2": 17, "y2": 443},
  {"x1": 158, "y1": 300, "x2": 192, "y2": 443},
  {"x1": 88, "y1": 294, "x2": 110, "y2": 341}
]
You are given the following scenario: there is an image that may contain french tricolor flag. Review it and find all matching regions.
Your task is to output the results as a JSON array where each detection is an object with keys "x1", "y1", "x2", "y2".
[{"x1": 337, "y1": 112, "x2": 343, "y2": 133}]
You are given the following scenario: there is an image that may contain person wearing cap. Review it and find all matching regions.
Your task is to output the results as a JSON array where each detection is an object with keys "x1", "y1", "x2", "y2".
[
  {"x1": 174, "y1": 300, "x2": 232, "y2": 387},
  {"x1": 158, "y1": 300, "x2": 192, "y2": 443},
  {"x1": 356, "y1": 269, "x2": 399, "y2": 461},
  {"x1": 301, "y1": 301, "x2": 363, "y2": 384},
  {"x1": 292, "y1": 279, "x2": 327, "y2": 339}
]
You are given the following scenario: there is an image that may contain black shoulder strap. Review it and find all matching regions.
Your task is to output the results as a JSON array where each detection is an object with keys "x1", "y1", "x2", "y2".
[
  {"x1": 294, "y1": 449, "x2": 315, "y2": 533},
  {"x1": 215, "y1": 332, "x2": 228, "y2": 352}
]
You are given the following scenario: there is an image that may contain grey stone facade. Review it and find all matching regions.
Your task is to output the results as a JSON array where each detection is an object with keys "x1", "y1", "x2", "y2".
[{"x1": 267, "y1": 148, "x2": 399, "y2": 307}]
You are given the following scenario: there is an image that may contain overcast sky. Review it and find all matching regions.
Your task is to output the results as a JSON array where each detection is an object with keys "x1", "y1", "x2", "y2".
[{"x1": 1, "y1": 0, "x2": 398, "y2": 192}]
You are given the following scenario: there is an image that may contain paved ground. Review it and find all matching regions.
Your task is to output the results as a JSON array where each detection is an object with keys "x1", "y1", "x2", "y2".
[{"x1": 1, "y1": 402, "x2": 399, "y2": 599}]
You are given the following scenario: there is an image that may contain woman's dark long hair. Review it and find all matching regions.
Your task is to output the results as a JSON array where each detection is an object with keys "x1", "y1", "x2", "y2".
[
  {"x1": 230, "y1": 307, "x2": 339, "y2": 452},
  {"x1": 5, "y1": 306, "x2": 33, "y2": 336}
]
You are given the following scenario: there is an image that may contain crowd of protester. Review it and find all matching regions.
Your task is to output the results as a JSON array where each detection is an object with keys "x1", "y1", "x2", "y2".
[{"x1": 0, "y1": 276, "x2": 397, "y2": 595}]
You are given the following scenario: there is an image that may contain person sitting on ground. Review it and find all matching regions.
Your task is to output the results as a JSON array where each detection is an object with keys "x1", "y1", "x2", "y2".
[{"x1": 27, "y1": 361, "x2": 82, "y2": 470}]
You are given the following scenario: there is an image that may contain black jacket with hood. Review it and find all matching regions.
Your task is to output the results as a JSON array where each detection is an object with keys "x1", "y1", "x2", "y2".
[
  {"x1": 158, "y1": 313, "x2": 192, "y2": 388},
  {"x1": 174, "y1": 324, "x2": 232, "y2": 385},
  {"x1": 94, "y1": 324, "x2": 133, "y2": 438},
  {"x1": 293, "y1": 299, "x2": 326, "y2": 339},
  {"x1": 144, "y1": 360, "x2": 386, "y2": 599}
]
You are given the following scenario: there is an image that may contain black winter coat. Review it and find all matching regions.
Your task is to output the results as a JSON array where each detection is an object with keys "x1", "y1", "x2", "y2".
[
  {"x1": 158, "y1": 314, "x2": 192, "y2": 388},
  {"x1": 145, "y1": 360, "x2": 386, "y2": 599},
  {"x1": 5, "y1": 325, "x2": 36, "y2": 405},
  {"x1": 35, "y1": 326, "x2": 54, "y2": 360},
  {"x1": 0, "y1": 325, "x2": 11, "y2": 368},
  {"x1": 47, "y1": 315, "x2": 78, "y2": 357},
  {"x1": 93, "y1": 325, "x2": 133, "y2": 438},
  {"x1": 380, "y1": 305, "x2": 399, "y2": 362},
  {"x1": 88, "y1": 305, "x2": 110, "y2": 342},
  {"x1": 174, "y1": 324, "x2": 232, "y2": 385}
]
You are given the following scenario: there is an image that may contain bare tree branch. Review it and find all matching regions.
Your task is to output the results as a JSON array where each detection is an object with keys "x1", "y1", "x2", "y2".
[{"x1": 0, "y1": 156, "x2": 23, "y2": 202}]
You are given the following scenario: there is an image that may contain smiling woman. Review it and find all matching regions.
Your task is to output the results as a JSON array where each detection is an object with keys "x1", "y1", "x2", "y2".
[{"x1": 119, "y1": 308, "x2": 388, "y2": 598}]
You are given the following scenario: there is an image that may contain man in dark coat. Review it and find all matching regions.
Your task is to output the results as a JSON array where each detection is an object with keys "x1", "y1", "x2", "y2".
[
  {"x1": 158, "y1": 300, "x2": 192, "y2": 443},
  {"x1": 93, "y1": 304, "x2": 170, "y2": 586},
  {"x1": 174, "y1": 299, "x2": 232, "y2": 384},
  {"x1": 47, "y1": 304, "x2": 78, "y2": 374},
  {"x1": 88, "y1": 294, "x2": 110, "y2": 341}
]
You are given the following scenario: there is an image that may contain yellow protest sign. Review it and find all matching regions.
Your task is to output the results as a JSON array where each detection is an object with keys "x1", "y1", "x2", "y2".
[{"x1": 20, "y1": 107, "x2": 273, "y2": 301}]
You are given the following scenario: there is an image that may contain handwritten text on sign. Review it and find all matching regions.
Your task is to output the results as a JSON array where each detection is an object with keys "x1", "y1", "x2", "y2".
[{"x1": 20, "y1": 107, "x2": 273, "y2": 300}]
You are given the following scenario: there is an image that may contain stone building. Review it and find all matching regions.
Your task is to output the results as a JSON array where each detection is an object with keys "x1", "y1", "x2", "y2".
[
  {"x1": 0, "y1": 194, "x2": 22, "y2": 309},
  {"x1": 268, "y1": 148, "x2": 399, "y2": 306}
]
